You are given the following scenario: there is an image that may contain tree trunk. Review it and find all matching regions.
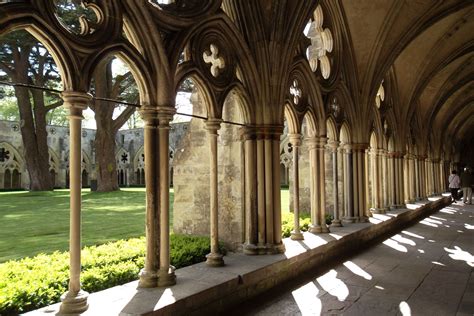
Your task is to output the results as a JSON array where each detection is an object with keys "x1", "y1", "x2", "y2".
[
  {"x1": 15, "y1": 84, "x2": 53, "y2": 191},
  {"x1": 93, "y1": 60, "x2": 119, "y2": 192}
]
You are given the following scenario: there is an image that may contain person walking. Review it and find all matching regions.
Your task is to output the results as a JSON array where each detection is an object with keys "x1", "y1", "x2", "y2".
[
  {"x1": 448, "y1": 170, "x2": 461, "y2": 202},
  {"x1": 461, "y1": 167, "x2": 473, "y2": 204}
]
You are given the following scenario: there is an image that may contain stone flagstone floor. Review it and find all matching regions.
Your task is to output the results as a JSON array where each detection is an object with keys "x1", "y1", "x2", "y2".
[{"x1": 237, "y1": 199, "x2": 474, "y2": 316}]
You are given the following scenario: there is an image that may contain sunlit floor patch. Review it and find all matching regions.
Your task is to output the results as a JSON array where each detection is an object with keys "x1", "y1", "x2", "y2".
[
  {"x1": 291, "y1": 281, "x2": 322, "y2": 315},
  {"x1": 444, "y1": 246, "x2": 474, "y2": 267},
  {"x1": 343, "y1": 261, "x2": 372, "y2": 280},
  {"x1": 383, "y1": 238, "x2": 408, "y2": 252},
  {"x1": 392, "y1": 234, "x2": 416, "y2": 246},
  {"x1": 401, "y1": 230, "x2": 425, "y2": 239},
  {"x1": 316, "y1": 270, "x2": 349, "y2": 301},
  {"x1": 399, "y1": 301, "x2": 412, "y2": 316}
]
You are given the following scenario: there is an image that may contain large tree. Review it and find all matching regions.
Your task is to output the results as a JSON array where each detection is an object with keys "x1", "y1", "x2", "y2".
[
  {"x1": 0, "y1": 31, "x2": 63, "y2": 191},
  {"x1": 90, "y1": 58, "x2": 138, "y2": 192}
]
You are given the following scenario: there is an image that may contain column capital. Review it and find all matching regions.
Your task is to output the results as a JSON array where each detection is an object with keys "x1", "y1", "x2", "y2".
[
  {"x1": 205, "y1": 118, "x2": 222, "y2": 133},
  {"x1": 62, "y1": 91, "x2": 92, "y2": 116},
  {"x1": 288, "y1": 133, "x2": 302, "y2": 146},
  {"x1": 327, "y1": 140, "x2": 339, "y2": 151}
]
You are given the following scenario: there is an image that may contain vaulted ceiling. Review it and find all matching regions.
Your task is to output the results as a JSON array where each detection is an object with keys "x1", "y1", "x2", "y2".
[{"x1": 339, "y1": 0, "x2": 473, "y2": 163}]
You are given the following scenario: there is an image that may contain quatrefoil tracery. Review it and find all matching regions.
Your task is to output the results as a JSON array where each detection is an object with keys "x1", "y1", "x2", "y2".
[
  {"x1": 289, "y1": 80, "x2": 302, "y2": 105},
  {"x1": 202, "y1": 44, "x2": 226, "y2": 77},
  {"x1": 305, "y1": 5, "x2": 333, "y2": 79}
]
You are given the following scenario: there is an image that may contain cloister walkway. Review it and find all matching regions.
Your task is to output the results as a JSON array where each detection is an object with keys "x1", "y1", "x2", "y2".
[
  {"x1": 237, "y1": 200, "x2": 474, "y2": 316},
  {"x1": 26, "y1": 196, "x2": 469, "y2": 316}
]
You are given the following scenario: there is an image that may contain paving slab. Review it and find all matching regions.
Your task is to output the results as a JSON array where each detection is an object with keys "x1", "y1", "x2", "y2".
[{"x1": 243, "y1": 199, "x2": 473, "y2": 316}]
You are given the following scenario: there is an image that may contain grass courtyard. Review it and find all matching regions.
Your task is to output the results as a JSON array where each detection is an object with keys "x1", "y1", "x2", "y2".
[{"x1": 0, "y1": 187, "x2": 291, "y2": 263}]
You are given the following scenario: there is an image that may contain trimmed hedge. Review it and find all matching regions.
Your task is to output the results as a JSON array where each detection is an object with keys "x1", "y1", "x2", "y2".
[
  {"x1": 281, "y1": 212, "x2": 312, "y2": 237},
  {"x1": 0, "y1": 235, "x2": 218, "y2": 315}
]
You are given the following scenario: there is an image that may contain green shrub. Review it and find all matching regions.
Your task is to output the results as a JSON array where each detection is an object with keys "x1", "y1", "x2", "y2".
[
  {"x1": 281, "y1": 212, "x2": 312, "y2": 238},
  {"x1": 0, "y1": 234, "x2": 217, "y2": 315}
]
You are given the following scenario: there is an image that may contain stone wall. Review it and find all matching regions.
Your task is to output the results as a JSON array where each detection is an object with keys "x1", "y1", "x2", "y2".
[
  {"x1": 0, "y1": 119, "x2": 189, "y2": 190},
  {"x1": 172, "y1": 92, "x2": 244, "y2": 250}
]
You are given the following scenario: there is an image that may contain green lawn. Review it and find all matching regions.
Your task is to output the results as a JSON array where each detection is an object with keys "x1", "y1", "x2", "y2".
[{"x1": 0, "y1": 187, "x2": 289, "y2": 263}]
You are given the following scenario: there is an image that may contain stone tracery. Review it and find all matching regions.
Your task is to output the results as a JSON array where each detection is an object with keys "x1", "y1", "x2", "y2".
[{"x1": 0, "y1": 0, "x2": 472, "y2": 313}]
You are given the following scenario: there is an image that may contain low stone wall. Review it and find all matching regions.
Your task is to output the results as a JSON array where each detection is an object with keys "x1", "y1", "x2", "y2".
[{"x1": 165, "y1": 197, "x2": 451, "y2": 315}]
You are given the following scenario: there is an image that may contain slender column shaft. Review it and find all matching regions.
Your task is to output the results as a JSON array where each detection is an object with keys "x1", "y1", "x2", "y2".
[
  {"x1": 352, "y1": 149, "x2": 359, "y2": 220},
  {"x1": 308, "y1": 139, "x2": 321, "y2": 232},
  {"x1": 159, "y1": 121, "x2": 170, "y2": 271},
  {"x1": 290, "y1": 134, "x2": 303, "y2": 240},
  {"x1": 331, "y1": 144, "x2": 342, "y2": 226},
  {"x1": 244, "y1": 134, "x2": 258, "y2": 253},
  {"x1": 344, "y1": 147, "x2": 355, "y2": 221},
  {"x1": 157, "y1": 114, "x2": 177, "y2": 283},
  {"x1": 60, "y1": 92, "x2": 91, "y2": 314},
  {"x1": 318, "y1": 138, "x2": 329, "y2": 232},
  {"x1": 256, "y1": 137, "x2": 265, "y2": 245},
  {"x1": 358, "y1": 149, "x2": 367, "y2": 221},
  {"x1": 272, "y1": 137, "x2": 283, "y2": 246},
  {"x1": 139, "y1": 109, "x2": 159, "y2": 288},
  {"x1": 398, "y1": 157, "x2": 404, "y2": 205},
  {"x1": 205, "y1": 120, "x2": 224, "y2": 266},
  {"x1": 264, "y1": 138, "x2": 274, "y2": 244},
  {"x1": 69, "y1": 110, "x2": 82, "y2": 293}
]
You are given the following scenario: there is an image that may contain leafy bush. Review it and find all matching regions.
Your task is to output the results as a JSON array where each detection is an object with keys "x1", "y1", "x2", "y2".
[
  {"x1": 0, "y1": 234, "x2": 216, "y2": 315},
  {"x1": 281, "y1": 212, "x2": 312, "y2": 238}
]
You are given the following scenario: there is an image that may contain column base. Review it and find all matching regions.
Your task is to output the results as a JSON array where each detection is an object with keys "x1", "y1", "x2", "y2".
[
  {"x1": 138, "y1": 268, "x2": 158, "y2": 288},
  {"x1": 243, "y1": 243, "x2": 258, "y2": 255},
  {"x1": 309, "y1": 224, "x2": 322, "y2": 234},
  {"x1": 59, "y1": 290, "x2": 89, "y2": 315},
  {"x1": 243, "y1": 243, "x2": 285, "y2": 255},
  {"x1": 158, "y1": 266, "x2": 176, "y2": 287},
  {"x1": 358, "y1": 216, "x2": 369, "y2": 223},
  {"x1": 370, "y1": 207, "x2": 383, "y2": 214},
  {"x1": 290, "y1": 231, "x2": 304, "y2": 240},
  {"x1": 331, "y1": 219, "x2": 342, "y2": 227},
  {"x1": 206, "y1": 252, "x2": 225, "y2": 267},
  {"x1": 342, "y1": 217, "x2": 357, "y2": 224}
]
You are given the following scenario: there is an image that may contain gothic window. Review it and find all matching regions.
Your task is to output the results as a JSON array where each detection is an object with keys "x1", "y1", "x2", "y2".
[
  {"x1": 121, "y1": 153, "x2": 128, "y2": 163},
  {"x1": 0, "y1": 147, "x2": 10, "y2": 163},
  {"x1": 305, "y1": 5, "x2": 333, "y2": 79},
  {"x1": 54, "y1": 0, "x2": 102, "y2": 35}
]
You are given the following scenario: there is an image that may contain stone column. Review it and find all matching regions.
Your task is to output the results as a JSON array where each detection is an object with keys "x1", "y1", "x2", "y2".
[
  {"x1": 256, "y1": 132, "x2": 265, "y2": 246},
  {"x1": 243, "y1": 128, "x2": 258, "y2": 254},
  {"x1": 272, "y1": 134, "x2": 283, "y2": 246},
  {"x1": 357, "y1": 146, "x2": 369, "y2": 222},
  {"x1": 343, "y1": 145, "x2": 355, "y2": 222},
  {"x1": 205, "y1": 119, "x2": 225, "y2": 266},
  {"x1": 157, "y1": 109, "x2": 176, "y2": 285},
  {"x1": 330, "y1": 141, "x2": 342, "y2": 226},
  {"x1": 398, "y1": 156, "x2": 405, "y2": 206},
  {"x1": 317, "y1": 137, "x2": 330, "y2": 232},
  {"x1": 59, "y1": 91, "x2": 91, "y2": 314},
  {"x1": 370, "y1": 148, "x2": 382, "y2": 214},
  {"x1": 388, "y1": 152, "x2": 395, "y2": 208},
  {"x1": 138, "y1": 108, "x2": 160, "y2": 288},
  {"x1": 264, "y1": 137, "x2": 274, "y2": 245},
  {"x1": 381, "y1": 150, "x2": 389, "y2": 212},
  {"x1": 308, "y1": 138, "x2": 321, "y2": 233},
  {"x1": 289, "y1": 134, "x2": 303, "y2": 240}
]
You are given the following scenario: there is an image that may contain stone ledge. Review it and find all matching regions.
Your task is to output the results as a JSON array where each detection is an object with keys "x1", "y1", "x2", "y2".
[{"x1": 27, "y1": 197, "x2": 451, "y2": 316}]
